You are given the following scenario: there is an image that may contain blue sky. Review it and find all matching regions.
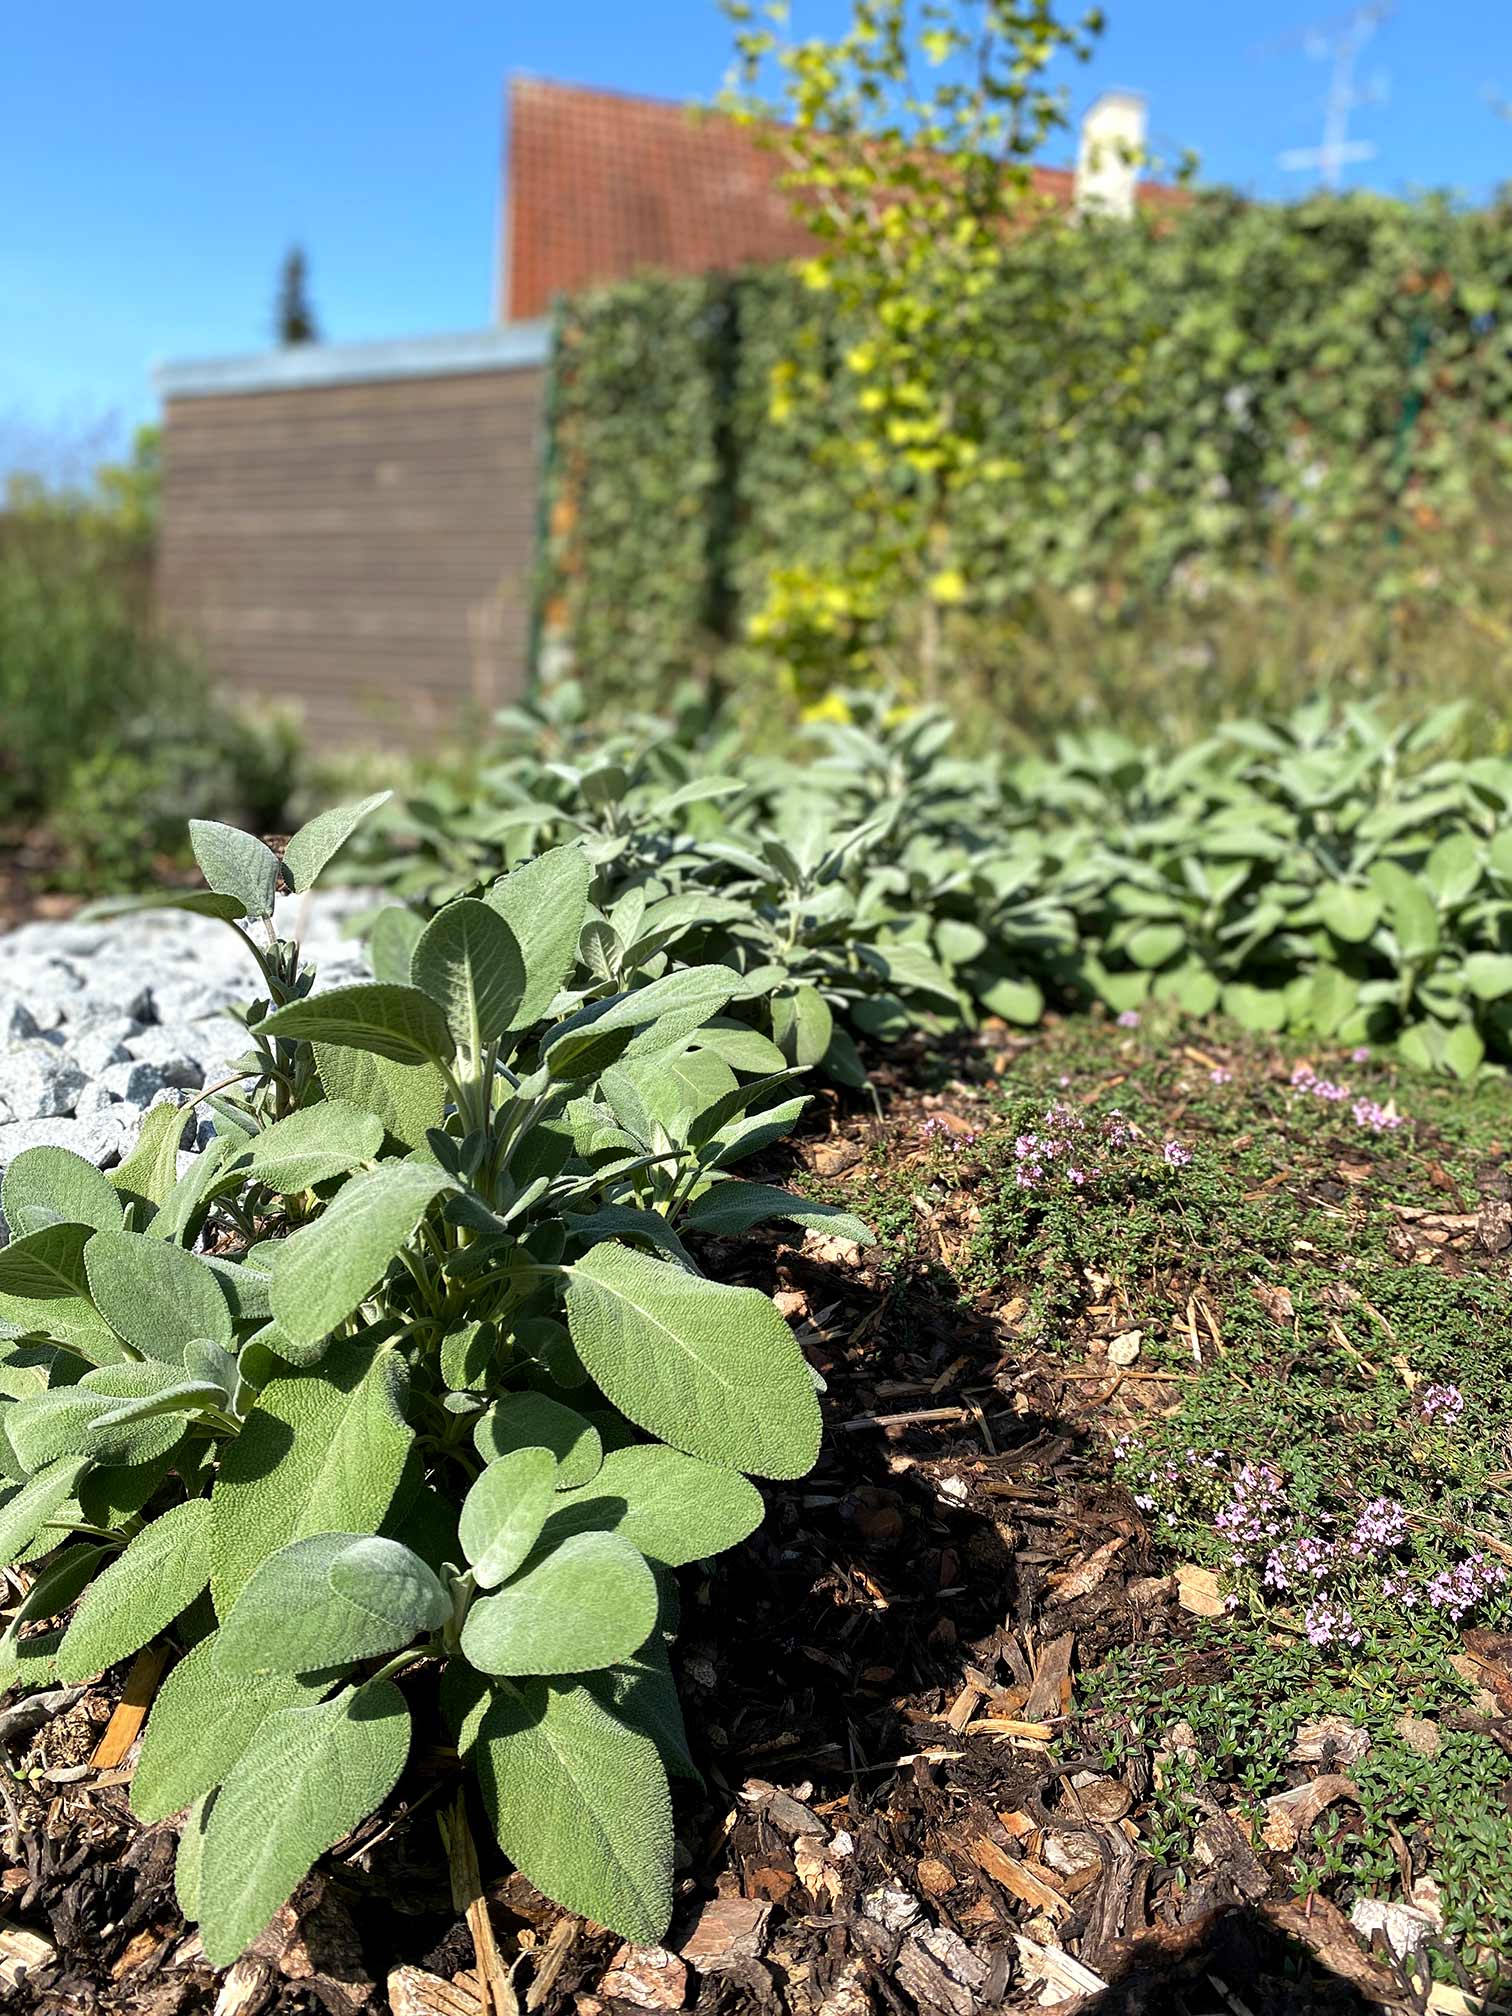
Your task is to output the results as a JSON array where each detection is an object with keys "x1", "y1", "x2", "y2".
[{"x1": 3, "y1": 1, "x2": 1509, "y2": 475}]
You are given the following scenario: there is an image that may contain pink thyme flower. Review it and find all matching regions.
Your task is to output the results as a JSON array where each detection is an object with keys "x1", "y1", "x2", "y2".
[
  {"x1": 1426, "y1": 1552, "x2": 1507, "y2": 1622},
  {"x1": 1163, "y1": 1139, "x2": 1192, "y2": 1167},
  {"x1": 1305, "y1": 1598, "x2": 1361, "y2": 1648},
  {"x1": 1350, "y1": 1498, "x2": 1410, "y2": 1556},
  {"x1": 1209, "y1": 1067, "x2": 1233, "y2": 1085},
  {"x1": 1351, "y1": 1097, "x2": 1402, "y2": 1134},
  {"x1": 1420, "y1": 1383, "x2": 1464, "y2": 1424},
  {"x1": 1116, "y1": 1009, "x2": 1141, "y2": 1029}
]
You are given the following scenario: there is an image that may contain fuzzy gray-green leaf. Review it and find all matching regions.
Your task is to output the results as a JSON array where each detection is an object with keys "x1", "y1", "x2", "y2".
[
  {"x1": 197, "y1": 1680, "x2": 410, "y2": 1966},
  {"x1": 56, "y1": 1498, "x2": 211, "y2": 1680},
  {"x1": 475, "y1": 1679, "x2": 672, "y2": 1945},
  {"x1": 565, "y1": 1243, "x2": 821, "y2": 1479},
  {"x1": 270, "y1": 1162, "x2": 452, "y2": 1350}
]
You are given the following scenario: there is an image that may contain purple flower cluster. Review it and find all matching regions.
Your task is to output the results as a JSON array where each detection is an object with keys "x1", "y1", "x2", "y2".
[
  {"x1": 1425, "y1": 1552, "x2": 1507, "y2": 1620},
  {"x1": 1291, "y1": 1063, "x2": 1350, "y2": 1101},
  {"x1": 1420, "y1": 1382, "x2": 1465, "y2": 1424},
  {"x1": 1012, "y1": 1099, "x2": 1108, "y2": 1190},
  {"x1": 1115, "y1": 1009, "x2": 1142, "y2": 1029},
  {"x1": 921, "y1": 1116, "x2": 982, "y2": 1154},
  {"x1": 1351, "y1": 1097, "x2": 1403, "y2": 1134},
  {"x1": 1305, "y1": 1597, "x2": 1362, "y2": 1648},
  {"x1": 1349, "y1": 1497, "x2": 1411, "y2": 1555},
  {"x1": 1209, "y1": 1067, "x2": 1233, "y2": 1085},
  {"x1": 1291, "y1": 1062, "x2": 1407, "y2": 1133},
  {"x1": 1351, "y1": 1046, "x2": 1372, "y2": 1063},
  {"x1": 1163, "y1": 1139, "x2": 1192, "y2": 1167},
  {"x1": 1117, "y1": 1428, "x2": 1508, "y2": 1648},
  {"x1": 1214, "y1": 1461, "x2": 1288, "y2": 1567},
  {"x1": 1264, "y1": 1532, "x2": 1337, "y2": 1589}
]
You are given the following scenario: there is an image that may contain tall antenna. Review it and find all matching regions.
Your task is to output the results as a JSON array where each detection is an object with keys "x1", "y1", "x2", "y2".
[{"x1": 1274, "y1": 3, "x2": 1392, "y2": 190}]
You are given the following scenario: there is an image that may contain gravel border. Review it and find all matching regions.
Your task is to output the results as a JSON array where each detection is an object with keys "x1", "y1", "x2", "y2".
[{"x1": 0, "y1": 891, "x2": 376, "y2": 1239}]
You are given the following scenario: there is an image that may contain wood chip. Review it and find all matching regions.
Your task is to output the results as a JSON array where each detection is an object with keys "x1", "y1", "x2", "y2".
[
  {"x1": 678, "y1": 1896, "x2": 770, "y2": 1974},
  {"x1": 972, "y1": 1837, "x2": 1070, "y2": 1921},
  {"x1": 600, "y1": 1945, "x2": 687, "y2": 2010},
  {"x1": 1073, "y1": 1779, "x2": 1132, "y2": 1823},
  {"x1": 89, "y1": 1643, "x2": 170, "y2": 1770},
  {"x1": 0, "y1": 1921, "x2": 55, "y2": 1995},
  {"x1": 440, "y1": 1793, "x2": 516, "y2": 2016},
  {"x1": 524, "y1": 1919, "x2": 576, "y2": 2013},
  {"x1": 945, "y1": 1680, "x2": 984, "y2": 1734},
  {"x1": 213, "y1": 1957, "x2": 278, "y2": 2016},
  {"x1": 1261, "y1": 1775, "x2": 1360, "y2": 1850},
  {"x1": 1046, "y1": 1537, "x2": 1126, "y2": 1603},
  {"x1": 389, "y1": 1968, "x2": 486, "y2": 2016},
  {"x1": 1396, "y1": 1714, "x2": 1442, "y2": 1758},
  {"x1": 1258, "y1": 1895, "x2": 1405, "y2": 2005},
  {"x1": 1023, "y1": 1632, "x2": 1074, "y2": 1721},
  {"x1": 1012, "y1": 1934, "x2": 1107, "y2": 1998},
  {"x1": 1175, "y1": 1564, "x2": 1227, "y2": 1617},
  {"x1": 1288, "y1": 1715, "x2": 1371, "y2": 1765}
]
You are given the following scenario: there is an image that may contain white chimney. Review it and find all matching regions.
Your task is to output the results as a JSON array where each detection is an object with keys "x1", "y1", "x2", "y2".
[{"x1": 1074, "y1": 90, "x2": 1148, "y2": 220}]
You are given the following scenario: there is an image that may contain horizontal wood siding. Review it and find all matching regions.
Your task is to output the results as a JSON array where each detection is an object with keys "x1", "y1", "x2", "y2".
[{"x1": 159, "y1": 366, "x2": 548, "y2": 746}]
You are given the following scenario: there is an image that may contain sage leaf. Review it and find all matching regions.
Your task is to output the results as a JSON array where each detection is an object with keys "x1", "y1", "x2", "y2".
[
  {"x1": 475, "y1": 1678, "x2": 672, "y2": 1945},
  {"x1": 1, "y1": 1148, "x2": 122, "y2": 1241},
  {"x1": 565, "y1": 1243, "x2": 822, "y2": 1479},
  {"x1": 281, "y1": 792, "x2": 392, "y2": 893},
  {"x1": 458, "y1": 1449, "x2": 559, "y2": 1589},
  {"x1": 474, "y1": 1392, "x2": 602, "y2": 1489},
  {"x1": 223, "y1": 1101, "x2": 384, "y2": 1195},
  {"x1": 460, "y1": 1530, "x2": 658, "y2": 1676},
  {"x1": 132, "y1": 1634, "x2": 329, "y2": 1824},
  {"x1": 175, "y1": 1795, "x2": 212, "y2": 1921},
  {"x1": 0, "y1": 1456, "x2": 90, "y2": 1569},
  {"x1": 217, "y1": 1532, "x2": 447, "y2": 1675},
  {"x1": 85, "y1": 1230, "x2": 234, "y2": 1363},
  {"x1": 258, "y1": 983, "x2": 455, "y2": 1067},
  {"x1": 411, "y1": 899, "x2": 528, "y2": 1052},
  {"x1": 484, "y1": 843, "x2": 593, "y2": 1029},
  {"x1": 109, "y1": 1100, "x2": 191, "y2": 1215},
  {"x1": 270, "y1": 1163, "x2": 453, "y2": 1351},
  {"x1": 197, "y1": 1680, "x2": 410, "y2": 1966},
  {"x1": 210, "y1": 1344, "x2": 412, "y2": 1615},
  {"x1": 314, "y1": 1043, "x2": 447, "y2": 1152},
  {"x1": 683, "y1": 1182, "x2": 874, "y2": 1245},
  {"x1": 542, "y1": 1443, "x2": 764, "y2": 1567},
  {"x1": 0, "y1": 1223, "x2": 92, "y2": 1300},
  {"x1": 56, "y1": 1498, "x2": 211, "y2": 1680},
  {"x1": 369, "y1": 905, "x2": 425, "y2": 986},
  {"x1": 188, "y1": 820, "x2": 281, "y2": 921}
]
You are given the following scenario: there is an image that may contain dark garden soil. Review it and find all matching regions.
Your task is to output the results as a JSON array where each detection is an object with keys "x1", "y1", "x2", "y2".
[{"x1": 5, "y1": 1016, "x2": 1512, "y2": 2016}]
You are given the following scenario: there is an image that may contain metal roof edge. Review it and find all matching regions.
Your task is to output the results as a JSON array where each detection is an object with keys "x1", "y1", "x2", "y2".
[{"x1": 155, "y1": 321, "x2": 552, "y2": 400}]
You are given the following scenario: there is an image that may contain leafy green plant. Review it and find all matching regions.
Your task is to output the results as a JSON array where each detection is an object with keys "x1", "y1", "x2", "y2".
[
  {"x1": 0, "y1": 796, "x2": 862, "y2": 1964},
  {"x1": 369, "y1": 689, "x2": 1512, "y2": 1078}
]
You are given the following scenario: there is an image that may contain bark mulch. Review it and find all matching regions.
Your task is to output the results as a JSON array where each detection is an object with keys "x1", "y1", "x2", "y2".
[{"x1": 0, "y1": 1034, "x2": 1488, "y2": 2016}]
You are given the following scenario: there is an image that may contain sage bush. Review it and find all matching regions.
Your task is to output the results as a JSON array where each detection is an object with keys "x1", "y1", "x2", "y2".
[
  {"x1": 365, "y1": 687, "x2": 1512, "y2": 1080},
  {"x1": 0, "y1": 795, "x2": 869, "y2": 1961}
]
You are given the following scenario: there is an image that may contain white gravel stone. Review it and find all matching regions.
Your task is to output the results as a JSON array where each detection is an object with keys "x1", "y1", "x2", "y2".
[
  {"x1": 67, "y1": 1028, "x2": 135, "y2": 1076},
  {"x1": 0, "y1": 1043, "x2": 88, "y2": 1123},
  {"x1": 98, "y1": 1059, "x2": 173, "y2": 1108},
  {"x1": 0, "y1": 890, "x2": 375, "y2": 1243}
]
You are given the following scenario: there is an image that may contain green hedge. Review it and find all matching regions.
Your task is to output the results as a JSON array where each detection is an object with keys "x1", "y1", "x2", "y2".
[{"x1": 542, "y1": 189, "x2": 1512, "y2": 699}]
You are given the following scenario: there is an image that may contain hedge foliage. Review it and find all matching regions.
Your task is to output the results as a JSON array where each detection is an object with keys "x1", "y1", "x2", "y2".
[{"x1": 543, "y1": 189, "x2": 1512, "y2": 701}]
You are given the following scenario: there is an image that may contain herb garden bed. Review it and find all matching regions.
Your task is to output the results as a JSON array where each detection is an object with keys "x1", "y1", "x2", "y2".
[{"x1": 5, "y1": 1003, "x2": 1510, "y2": 2015}]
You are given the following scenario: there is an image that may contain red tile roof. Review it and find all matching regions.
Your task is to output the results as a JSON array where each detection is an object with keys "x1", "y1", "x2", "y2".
[{"x1": 504, "y1": 78, "x2": 1180, "y2": 323}]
